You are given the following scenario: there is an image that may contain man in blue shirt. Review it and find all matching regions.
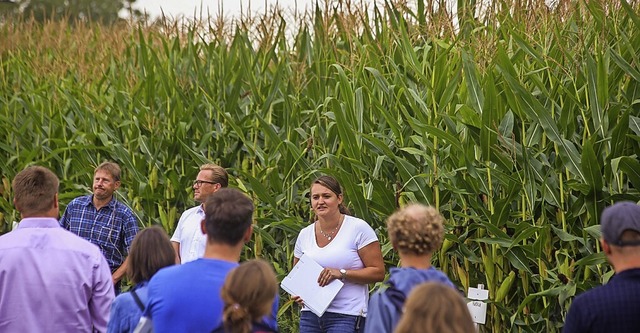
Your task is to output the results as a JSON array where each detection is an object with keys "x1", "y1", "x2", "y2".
[
  {"x1": 564, "y1": 201, "x2": 640, "y2": 333},
  {"x1": 60, "y1": 162, "x2": 139, "y2": 294},
  {"x1": 144, "y1": 188, "x2": 278, "y2": 333}
]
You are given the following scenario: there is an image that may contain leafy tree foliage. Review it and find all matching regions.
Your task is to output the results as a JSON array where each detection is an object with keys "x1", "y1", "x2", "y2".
[{"x1": 0, "y1": 0, "x2": 141, "y2": 24}]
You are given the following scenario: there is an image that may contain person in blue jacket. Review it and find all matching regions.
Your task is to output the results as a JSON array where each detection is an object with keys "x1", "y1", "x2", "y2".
[
  {"x1": 107, "y1": 226, "x2": 176, "y2": 333},
  {"x1": 365, "y1": 203, "x2": 456, "y2": 333}
]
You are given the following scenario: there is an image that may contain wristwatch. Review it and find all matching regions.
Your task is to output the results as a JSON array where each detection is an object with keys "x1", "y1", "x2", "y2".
[{"x1": 340, "y1": 269, "x2": 347, "y2": 281}]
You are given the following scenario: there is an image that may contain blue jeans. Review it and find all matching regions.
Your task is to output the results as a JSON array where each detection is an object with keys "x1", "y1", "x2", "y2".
[{"x1": 300, "y1": 311, "x2": 365, "y2": 333}]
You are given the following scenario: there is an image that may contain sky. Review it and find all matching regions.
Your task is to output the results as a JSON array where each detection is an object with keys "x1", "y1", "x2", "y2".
[{"x1": 132, "y1": 0, "x2": 352, "y2": 20}]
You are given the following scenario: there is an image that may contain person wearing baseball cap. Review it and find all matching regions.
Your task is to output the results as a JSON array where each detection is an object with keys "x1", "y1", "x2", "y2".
[{"x1": 563, "y1": 201, "x2": 640, "y2": 333}]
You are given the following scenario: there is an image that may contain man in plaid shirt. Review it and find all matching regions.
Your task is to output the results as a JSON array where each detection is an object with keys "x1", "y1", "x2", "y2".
[{"x1": 60, "y1": 161, "x2": 139, "y2": 294}]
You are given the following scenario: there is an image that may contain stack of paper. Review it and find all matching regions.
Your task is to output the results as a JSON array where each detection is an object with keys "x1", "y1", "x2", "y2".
[{"x1": 281, "y1": 254, "x2": 344, "y2": 317}]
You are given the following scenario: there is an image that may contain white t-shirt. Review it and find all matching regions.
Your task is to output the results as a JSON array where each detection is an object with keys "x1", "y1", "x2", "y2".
[
  {"x1": 171, "y1": 205, "x2": 206, "y2": 263},
  {"x1": 293, "y1": 215, "x2": 378, "y2": 316}
]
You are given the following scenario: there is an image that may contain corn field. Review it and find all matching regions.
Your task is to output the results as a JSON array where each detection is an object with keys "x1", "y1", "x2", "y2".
[{"x1": 1, "y1": 0, "x2": 640, "y2": 331}]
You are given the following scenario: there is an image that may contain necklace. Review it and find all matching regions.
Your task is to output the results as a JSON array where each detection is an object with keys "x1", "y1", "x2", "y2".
[{"x1": 318, "y1": 215, "x2": 343, "y2": 241}]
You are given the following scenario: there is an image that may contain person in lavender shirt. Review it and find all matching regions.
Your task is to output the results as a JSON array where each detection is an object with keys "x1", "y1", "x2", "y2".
[{"x1": 0, "y1": 166, "x2": 114, "y2": 332}]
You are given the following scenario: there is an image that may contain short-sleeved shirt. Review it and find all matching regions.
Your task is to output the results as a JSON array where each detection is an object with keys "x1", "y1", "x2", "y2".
[
  {"x1": 0, "y1": 218, "x2": 114, "y2": 332},
  {"x1": 563, "y1": 268, "x2": 640, "y2": 333},
  {"x1": 294, "y1": 215, "x2": 379, "y2": 316},
  {"x1": 144, "y1": 258, "x2": 279, "y2": 333},
  {"x1": 60, "y1": 194, "x2": 139, "y2": 270},
  {"x1": 171, "y1": 205, "x2": 206, "y2": 263}
]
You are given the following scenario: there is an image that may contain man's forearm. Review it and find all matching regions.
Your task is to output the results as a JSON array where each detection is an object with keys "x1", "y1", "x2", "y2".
[{"x1": 112, "y1": 257, "x2": 128, "y2": 283}]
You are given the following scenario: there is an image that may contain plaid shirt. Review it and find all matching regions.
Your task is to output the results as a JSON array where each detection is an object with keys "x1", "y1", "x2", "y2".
[
  {"x1": 60, "y1": 195, "x2": 139, "y2": 270},
  {"x1": 564, "y1": 268, "x2": 640, "y2": 333}
]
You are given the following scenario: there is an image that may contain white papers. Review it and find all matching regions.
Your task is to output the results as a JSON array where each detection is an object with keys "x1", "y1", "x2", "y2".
[{"x1": 281, "y1": 253, "x2": 344, "y2": 317}]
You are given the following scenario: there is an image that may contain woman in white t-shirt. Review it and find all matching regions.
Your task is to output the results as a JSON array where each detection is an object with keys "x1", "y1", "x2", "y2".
[{"x1": 292, "y1": 175, "x2": 385, "y2": 333}]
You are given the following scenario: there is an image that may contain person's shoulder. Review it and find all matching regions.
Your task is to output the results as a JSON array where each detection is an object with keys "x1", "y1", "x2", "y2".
[
  {"x1": 364, "y1": 289, "x2": 395, "y2": 333},
  {"x1": 150, "y1": 263, "x2": 183, "y2": 281},
  {"x1": 113, "y1": 198, "x2": 136, "y2": 214},
  {"x1": 67, "y1": 195, "x2": 91, "y2": 206},
  {"x1": 0, "y1": 228, "x2": 22, "y2": 247},
  {"x1": 148, "y1": 265, "x2": 182, "y2": 293},
  {"x1": 199, "y1": 258, "x2": 238, "y2": 272},
  {"x1": 41, "y1": 228, "x2": 105, "y2": 262},
  {"x1": 151, "y1": 259, "x2": 229, "y2": 279},
  {"x1": 345, "y1": 215, "x2": 373, "y2": 228},
  {"x1": 426, "y1": 267, "x2": 455, "y2": 286},
  {"x1": 298, "y1": 222, "x2": 315, "y2": 234},
  {"x1": 184, "y1": 205, "x2": 201, "y2": 214},
  {"x1": 112, "y1": 290, "x2": 134, "y2": 307},
  {"x1": 369, "y1": 287, "x2": 385, "y2": 302},
  {"x1": 571, "y1": 284, "x2": 609, "y2": 309},
  {"x1": 179, "y1": 205, "x2": 202, "y2": 219}
]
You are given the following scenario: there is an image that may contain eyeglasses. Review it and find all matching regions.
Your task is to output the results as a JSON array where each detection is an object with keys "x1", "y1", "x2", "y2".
[{"x1": 193, "y1": 179, "x2": 218, "y2": 187}]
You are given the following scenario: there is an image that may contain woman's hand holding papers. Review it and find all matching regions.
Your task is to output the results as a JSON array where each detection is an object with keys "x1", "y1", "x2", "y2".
[
  {"x1": 292, "y1": 295, "x2": 305, "y2": 307},
  {"x1": 317, "y1": 268, "x2": 340, "y2": 287}
]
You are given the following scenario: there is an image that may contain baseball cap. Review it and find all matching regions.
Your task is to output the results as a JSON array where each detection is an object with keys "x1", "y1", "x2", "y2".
[{"x1": 601, "y1": 201, "x2": 640, "y2": 246}]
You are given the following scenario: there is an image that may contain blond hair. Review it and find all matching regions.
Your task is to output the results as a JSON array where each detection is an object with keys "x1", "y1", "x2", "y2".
[
  {"x1": 95, "y1": 162, "x2": 121, "y2": 181},
  {"x1": 386, "y1": 204, "x2": 444, "y2": 255},
  {"x1": 394, "y1": 282, "x2": 475, "y2": 333},
  {"x1": 200, "y1": 163, "x2": 228, "y2": 187},
  {"x1": 219, "y1": 259, "x2": 277, "y2": 333}
]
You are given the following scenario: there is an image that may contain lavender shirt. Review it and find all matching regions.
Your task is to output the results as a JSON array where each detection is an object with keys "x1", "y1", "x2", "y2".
[{"x1": 0, "y1": 217, "x2": 114, "y2": 332}]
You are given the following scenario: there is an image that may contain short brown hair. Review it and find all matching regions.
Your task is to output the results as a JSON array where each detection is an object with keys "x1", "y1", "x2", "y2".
[
  {"x1": 95, "y1": 162, "x2": 121, "y2": 181},
  {"x1": 126, "y1": 226, "x2": 175, "y2": 284},
  {"x1": 386, "y1": 204, "x2": 444, "y2": 255},
  {"x1": 12, "y1": 166, "x2": 59, "y2": 216},
  {"x1": 204, "y1": 188, "x2": 254, "y2": 245},
  {"x1": 395, "y1": 282, "x2": 474, "y2": 333},
  {"x1": 200, "y1": 164, "x2": 228, "y2": 188},
  {"x1": 220, "y1": 259, "x2": 278, "y2": 333}
]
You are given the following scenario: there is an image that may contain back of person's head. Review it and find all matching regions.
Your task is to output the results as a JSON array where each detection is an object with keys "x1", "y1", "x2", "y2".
[
  {"x1": 220, "y1": 259, "x2": 278, "y2": 333},
  {"x1": 127, "y1": 226, "x2": 175, "y2": 284},
  {"x1": 204, "y1": 188, "x2": 254, "y2": 245},
  {"x1": 95, "y1": 162, "x2": 121, "y2": 181},
  {"x1": 601, "y1": 201, "x2": 640, "y2": 248},
  {"x1": 200, "y1": 163, "x2": 229, "y2": 188},
  {"x1": 386, "y1": 203, "x2": 444, "y2": 255},
  {"x1": 12, "y1": 166, "x2": 59, "y2": 217},
  {"x1": 310, "y1": 175, "x2": 350, "y2": 215},
  {"x1": 394, "y1": 282, "x2": 475, "y2": 333}
]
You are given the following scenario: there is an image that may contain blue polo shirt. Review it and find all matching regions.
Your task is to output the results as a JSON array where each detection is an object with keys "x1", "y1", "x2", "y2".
[
  {"x1": 563, "y1": 268, "x2": 640, "y2": 333},
  {"x1": 145, "y1": 258, "x2": 279, "y2": 333}
]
